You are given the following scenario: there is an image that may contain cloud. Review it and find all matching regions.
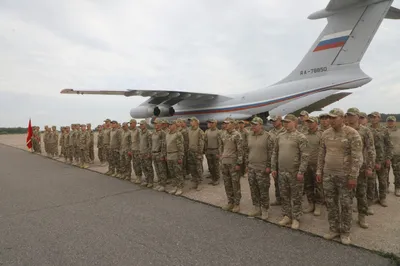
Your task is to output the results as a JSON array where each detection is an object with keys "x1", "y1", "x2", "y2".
[{"x1": 0, "y1": 0, "x2": 399, "y2": 127}]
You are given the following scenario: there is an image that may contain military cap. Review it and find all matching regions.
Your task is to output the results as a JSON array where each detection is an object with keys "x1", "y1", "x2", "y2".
[
  {"x1": 104, "y1": 118, "x2": 111, "y2": 122},
  {"x1": 80, "y1": 124, "x2": 86, "y2": 127},
  {"x1": 306, "y1": 116, "x2": 319, "y2": 123},
  {"x1": 189, "y1": 117, "x2": 199, "y2": 122},
  {"x1": 130, "y1": 119, "x2": 137, "y2": 123},
  {"x1": 223, "y1": 117, "x2": 234, "y2": 123},
  {"x1": 111, "y1": 120, "x2": 118, "y2": 123},
  {"x1": 139, "y1": 120, "x2": 147, "y2": 125},
  {"x1": 207, "y1": 118, "x2": 217, "y2": 123},
  {"x1": 86, "y1": 123, "x2": 91, "y2": 126},
  {"x1": 300, "y1": 110, "x2": 309, "y2": 116},
  {"x1": 251, "y1": 117, "x2": 264, "y2": 125},
  {"x1": 368, "y1": 111, "x2": 381, "y2": 118},
  {"x1": 161, "y1": 119, "x2": 168, "y2": 124},
  {"x1": 387, "y1": 116, "x2": 396, "y2": 122},
  {"x1": 346, "y1": 107, "x2": 360, "y2": 116},
  {"x1": 238, "y1": 120, "x2": 245, "y2": 124},
  {"x1": 359, "y1": 112, "x2": 367, "y2": 118},
  {"x1": 168, "y1": 120, "x2": 178, "y2": 125},
  {"x1": 283, "y1": 114, "x2": 297, "y2": 122},
  {"x1": 319, "y1": 113, "x2": 329, "y2": 118},
  {"x1": 269, "y1": 115, "x2": 282, "y2": 121},
  {"x1": 122, "y1": 122, "x2": 128, "y2": 126},
  {"x1": 328, "y1": 108, "x2": 345, "y2": 117},
  {"x1": 153, "y1": 118, "x2": 162, "y2": 124}
]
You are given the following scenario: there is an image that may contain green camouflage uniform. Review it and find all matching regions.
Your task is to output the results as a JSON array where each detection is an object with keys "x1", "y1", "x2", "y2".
[
  {"x1": 386, "y1": 117, "x2": 400, "y2": 191},
  {"x1": 317, "y1": 109, "x2": 363, "y2": 234},
  {"x1": 187, "y1": 122, "x2": 205, "y2": 186},
  {"x1": 152, "y1": 128, "x2": 167, "y2": 187},
  {"x1": 78, "y1": 129, "x2": 90, "y2": 167},
  {"x1": 272, "y1": 116, "x2": 309, "y2": 221},
  {"x1": 130, "y1": 126, "x2": 142, "y2": 180},
  {"x1": 139, "y1": 127, "x2": 154, "y2": 185},
  {"x1": 97, "y1": 130, "x2": 105, "y2": 163},
  {"x1": 166, "y1": 128, "x2": 185, "y2": 188},
  {"x1": 109, "y1": 128, "x2": 122, "y2": 175},
  {"x1": 204, "y1": 126, "x2": 222, "y2": 183},
  {"x1": 269, "y1": 125, "x2": 286, "y2": 203}
]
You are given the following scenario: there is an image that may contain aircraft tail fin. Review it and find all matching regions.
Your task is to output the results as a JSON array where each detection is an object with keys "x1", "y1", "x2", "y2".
[{"x1": 277, "y1": 0, "x2": 395, "y2": 84}]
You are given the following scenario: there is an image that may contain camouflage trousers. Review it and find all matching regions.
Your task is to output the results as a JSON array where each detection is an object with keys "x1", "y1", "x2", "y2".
[
  {"x1": 182, "y1": 154, "x2": 188, "y2": 176},
  {"x1": 131, "y1": 150, "x2": 142, "y2": 180},
  {"x1": 74, "y1": 145, "x2": 80, "y2": 162},
  {"x1": 33, "y1": 139, "x2": 41, "y2": 153},
  {"x1": 373, "y1": 164, "x2": 387, "y2": 201},
  {"x1": 89, "y1": 144, "x2": 94, "y2": 161},
  {"x1": 187, "y1": 151, "x2": 203, "y2": 185},
  {"x1": 103, "y1": 145, "x2": 110, "y2": 163},
  {"x1": 98, "y1": 147, "x2": 105, "y2": 163},
  {"x1": 60, "y1": 144, "x2": 65, "y2": 156},
  {"x1": 248, "y1": 167, "x2": 270, "y2": 209},
  {"x1": 393, "y1": 155, "x2": 400, "y2": 189},
  {"x1": 279, "y1": 171, "x2": 303, "y2": 220},
  {"x1": 304, "y1": 165, "x2": 324, "y2": 204},
  {"x1": 108, "y1": 149, "x2": 120, "y2": 174},
  {"x1": 167, "y1": 160, "x2": 184, "y2": 188},
  {"x1": 64, "y1": 146, "x2": 73, "y2": 162},
  {"x1": 273, "y1": 172, "x2": 281, "y2": 202},
  {"x1": 79, "y1": 148, "x2": 89, "y2": 166},
  {"x1": 354, "y1": 167, "x2": 368, "y2": 216},
  {"x1": 120, "y1": 150, "x2": 131, "y2": 177},
  {"x1": 48, "y1": 142, "x2": 57, "y2": 156},
  {"x1": 205, "y1": 153, "x2": 220, "y2": 182},
  {"x1": 239, "y1": 152, "x2": 248, "y2": 177},
  {"x1": 153, "y1": 153, "x2": 168, "y2": 186},
  {"x1": 222, "y1": 164, "x2": 241, "y2": 205},
  {"x1": 140, "y1": 156, "x2": 154, "y2": 184},
  {"x1": 323, "y1": 174, "x2": 352, "y2": 234}
]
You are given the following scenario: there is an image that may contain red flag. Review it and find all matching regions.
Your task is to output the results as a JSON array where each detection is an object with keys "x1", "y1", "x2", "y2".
[{"x1": 26, "y1": 118, "x2": 33, "y2": 150}]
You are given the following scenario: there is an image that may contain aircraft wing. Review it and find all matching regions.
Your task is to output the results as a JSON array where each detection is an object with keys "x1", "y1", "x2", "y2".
[
  {"x1": 60, "y1": 88, "x2": 232, "y2": 106},
  {"x1": 268, "y1": 90, "x2": 352, "y2": 117}
]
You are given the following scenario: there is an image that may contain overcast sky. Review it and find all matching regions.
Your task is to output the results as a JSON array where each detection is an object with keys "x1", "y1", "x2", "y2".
[{"x1": 1, "y1": 0, "x2": 400, "y2": 127}]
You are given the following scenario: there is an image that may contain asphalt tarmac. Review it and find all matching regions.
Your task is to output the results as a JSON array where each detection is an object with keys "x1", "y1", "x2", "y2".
[{"x1": 0, "y1": 144, "x2": 394, "y2": 266}]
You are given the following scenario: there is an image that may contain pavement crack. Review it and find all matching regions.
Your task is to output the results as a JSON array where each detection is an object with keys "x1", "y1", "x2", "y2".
[{"x1": 0, "y1": 188, "x2": 146, "y2": 220}]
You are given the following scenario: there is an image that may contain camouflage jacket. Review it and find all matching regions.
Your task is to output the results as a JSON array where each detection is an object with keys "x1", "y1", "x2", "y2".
[
  {"x1": 317, "y1": 125, "x2": 363, "y2": 178},
  {"x1": 204, "y1": 128, "x2": 222, "y2": 155},
  {"x1": 247, "y1": 129, "x2": 273, "y2": 171},
  {"x1": 271, "y1": 129, "x2": 309, "y2": 174},
  {"x1": 369, "y1": 124, "x2": 393, "y2": 163},
  {"x1": 188, "y1": 126, "x2": 205, "y2": 155},
  {"x1": 79, "y1": 131, "x2": 90, "y2": 149},
  {"x1": 110, "y1": 128, "x2": 122, "y2": 150},
  {"x1": 178, "y1": 127, "x2": 189, "y2": 151},
  {"x1": 353, "y1": 125, "x2": 376, "y2": 170},
  {"x1": 221, "y1": 129, "x2": 243, "y2": 165},
  {"x1": 139, "y1": 129, "x2": 152, "y2": 155},
  {"x1": 59, "y1": 133, "x2": 65, "y2": 147},
  {"x1": 166, "y1": 130, "x2": 184, "y2": 160},
  {"x1": 152, "y1": 129, "x2": 167, "y2": 158},
  {"x1": 304, "y1": 129, "x2": 323, "y2": 166},
  {"x1": 97, "y1": 131, "x2": 104, "y2": 148},
  {"x1": 120, "y1": 129, "x2": 132, "y2": 152},
  {"x1": 387, "y1": 126, "x2": 400, "y2": 156}
]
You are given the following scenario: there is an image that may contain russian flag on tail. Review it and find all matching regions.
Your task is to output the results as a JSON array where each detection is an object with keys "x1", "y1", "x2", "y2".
[{"x1": 313, "y1": 30, "x2": 352, "y2": 52}]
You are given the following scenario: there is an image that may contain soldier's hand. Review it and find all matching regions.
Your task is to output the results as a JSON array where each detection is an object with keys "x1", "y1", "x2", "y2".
[
  {"x1": 235, "y1": 165, "x2": 241, "y2": 171},
  {"x1": 297, "y1": 173, "x2": 304, "y2": 181},
  {"x1": 375, "y1": 163, "x2": 381, "y2": 170},
  {"x1": 128, "y1": 152, "x2": 132, "y2": 157},
  {"x1": 216, "y1": 154, "x2": 220, "y2": 159},
  {"x1": 160, "y1": 157, "x2": 165, "y2": 161},
  {"x1": 265, "y1": 168, "x2": 271, "y2": 174},
  {"x1": 348, "y1": 178, "x2": 357, "y2": 190},
  {"x1": 386, "y1": 160, "x2": 391, "y2": 168},
  {"x1": 316, "y1": 175, "x2": 322, "y2": 183},
  {"x1": 178, "y1": 159, "x2": 183, "y2": 164},
  {"x1": 365, "y1": 168, "x2": 373, "y2": 177},
  {"x1": 272, "y1": 171, "x2": 277, "y2": 178}
]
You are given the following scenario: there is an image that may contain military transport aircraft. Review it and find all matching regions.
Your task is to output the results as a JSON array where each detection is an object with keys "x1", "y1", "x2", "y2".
[{"x1": 61, "y1": 0, "x2": 400, "y2": 125}]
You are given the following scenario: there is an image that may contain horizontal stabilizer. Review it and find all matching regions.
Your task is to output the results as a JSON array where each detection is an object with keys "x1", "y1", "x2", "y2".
[{"x1": 386, "y1": 6, "x2": 400, "y2": 19}]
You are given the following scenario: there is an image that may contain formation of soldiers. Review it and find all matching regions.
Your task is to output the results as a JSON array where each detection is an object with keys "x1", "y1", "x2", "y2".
[{"x1": 31, "y1": 107, "x2": 400, "y2": 246}]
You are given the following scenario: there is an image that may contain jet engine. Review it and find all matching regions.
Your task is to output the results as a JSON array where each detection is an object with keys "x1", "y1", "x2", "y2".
[{"x1": 153, "y1": 105, "x2": 175, "y2": 117}]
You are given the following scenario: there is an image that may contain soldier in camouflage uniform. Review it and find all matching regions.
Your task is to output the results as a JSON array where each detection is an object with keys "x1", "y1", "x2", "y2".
[
  {"x1": 130, "y1": 119, "x2": 142, "y2": 184},
  {"x1": 247, "y1": 117, "x2": 273, "y2": 220},
  {"x1": 303, "y1": 116, "x2": 324, "y2": 216},
  {"x1": 386, "y1": 116, "x2": 400, "y2": 197},
  {"x1": 177, "y1": 118, "x2": 190, "y2": 178},
  {"x1": 166, "y1": 120, "x2": 185, "y2": 195},
  {"x1": 187, "y1": 117, "x2": 205, "y2": 190},
  {"x1": 359, "y1": 112, "x2": 368, "y2": 126},
  {"x1": 347, "y1": 108, "x2": 376, "y2": 227},
  {"x1": 317, "y1": 108, "x2": 362, "y2": 245},
  {"x1": 318, "y1": 113, "x2": 331, "y2": 132},
  {"x1": 32, "y1": 126, "x2": 41, "y2": 153},
  {"x1": 298, "y1": 110, "x2": 309, "y2": 134},
  {"x1": 106, "y1": 121, "x2": 122, "y2": 177},
  {"x1": 68, "y1": 125, "x2": 75, "y2": 164},
  {"x1": 97, "y1": 125, "x2": 105, "y2": 164},
  {"x1": 78, "y1": 124, "x2": 90, "y2": 168},
  {"x1": 204, "y1": 119, "x2": 222, "y2": 185},
  {"x1": 48, "y1": 126, "x2": 58, "y2": 157},
  {"x1": 120, "y1": 122, "x2": 132, "y2": 180},
  {"x1": 152, "y1": 119, "x2": 168, "y2": 192},
  {"x1": 64, "y1": 126, "x2": 73, "y2": 163},
  {"x1": 368, "y1": 112, "x2": 393, "y2": 207},
  {"x1": 43, "y1": 125, "x2": 49, "y2": 155},
  {"x1": 103, "y1": 119, "x2": 111, "y2": 167},
  {"x1": 272, "y1": 114, "x2": 309, "y2": 230},
  {"x1": 220, "y1": 118, "x2": 243, "y2": 213},
  {"x1": 139, "y1": 120, "x2": 155, "y2": 187},
  {"x1": 268, "y1": 115, "x2": 286, "y2": 206},
  {"x1": 87, "y1": 123, "x2": 95, "y2": 163},
  {"x1": 238, "y1": 120, "x2": 249, "y2": 178},
  {"x1": 73, "y1": 124, "x2": 81, "y2": 164},
  {"x1": 59, "y1": 127, "x2": 65, "y2": 157}
]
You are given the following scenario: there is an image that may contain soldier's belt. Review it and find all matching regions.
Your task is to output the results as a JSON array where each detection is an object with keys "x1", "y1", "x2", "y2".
[{"x1": 152, "y1": 151, "x2": 161, "y2": 153}]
